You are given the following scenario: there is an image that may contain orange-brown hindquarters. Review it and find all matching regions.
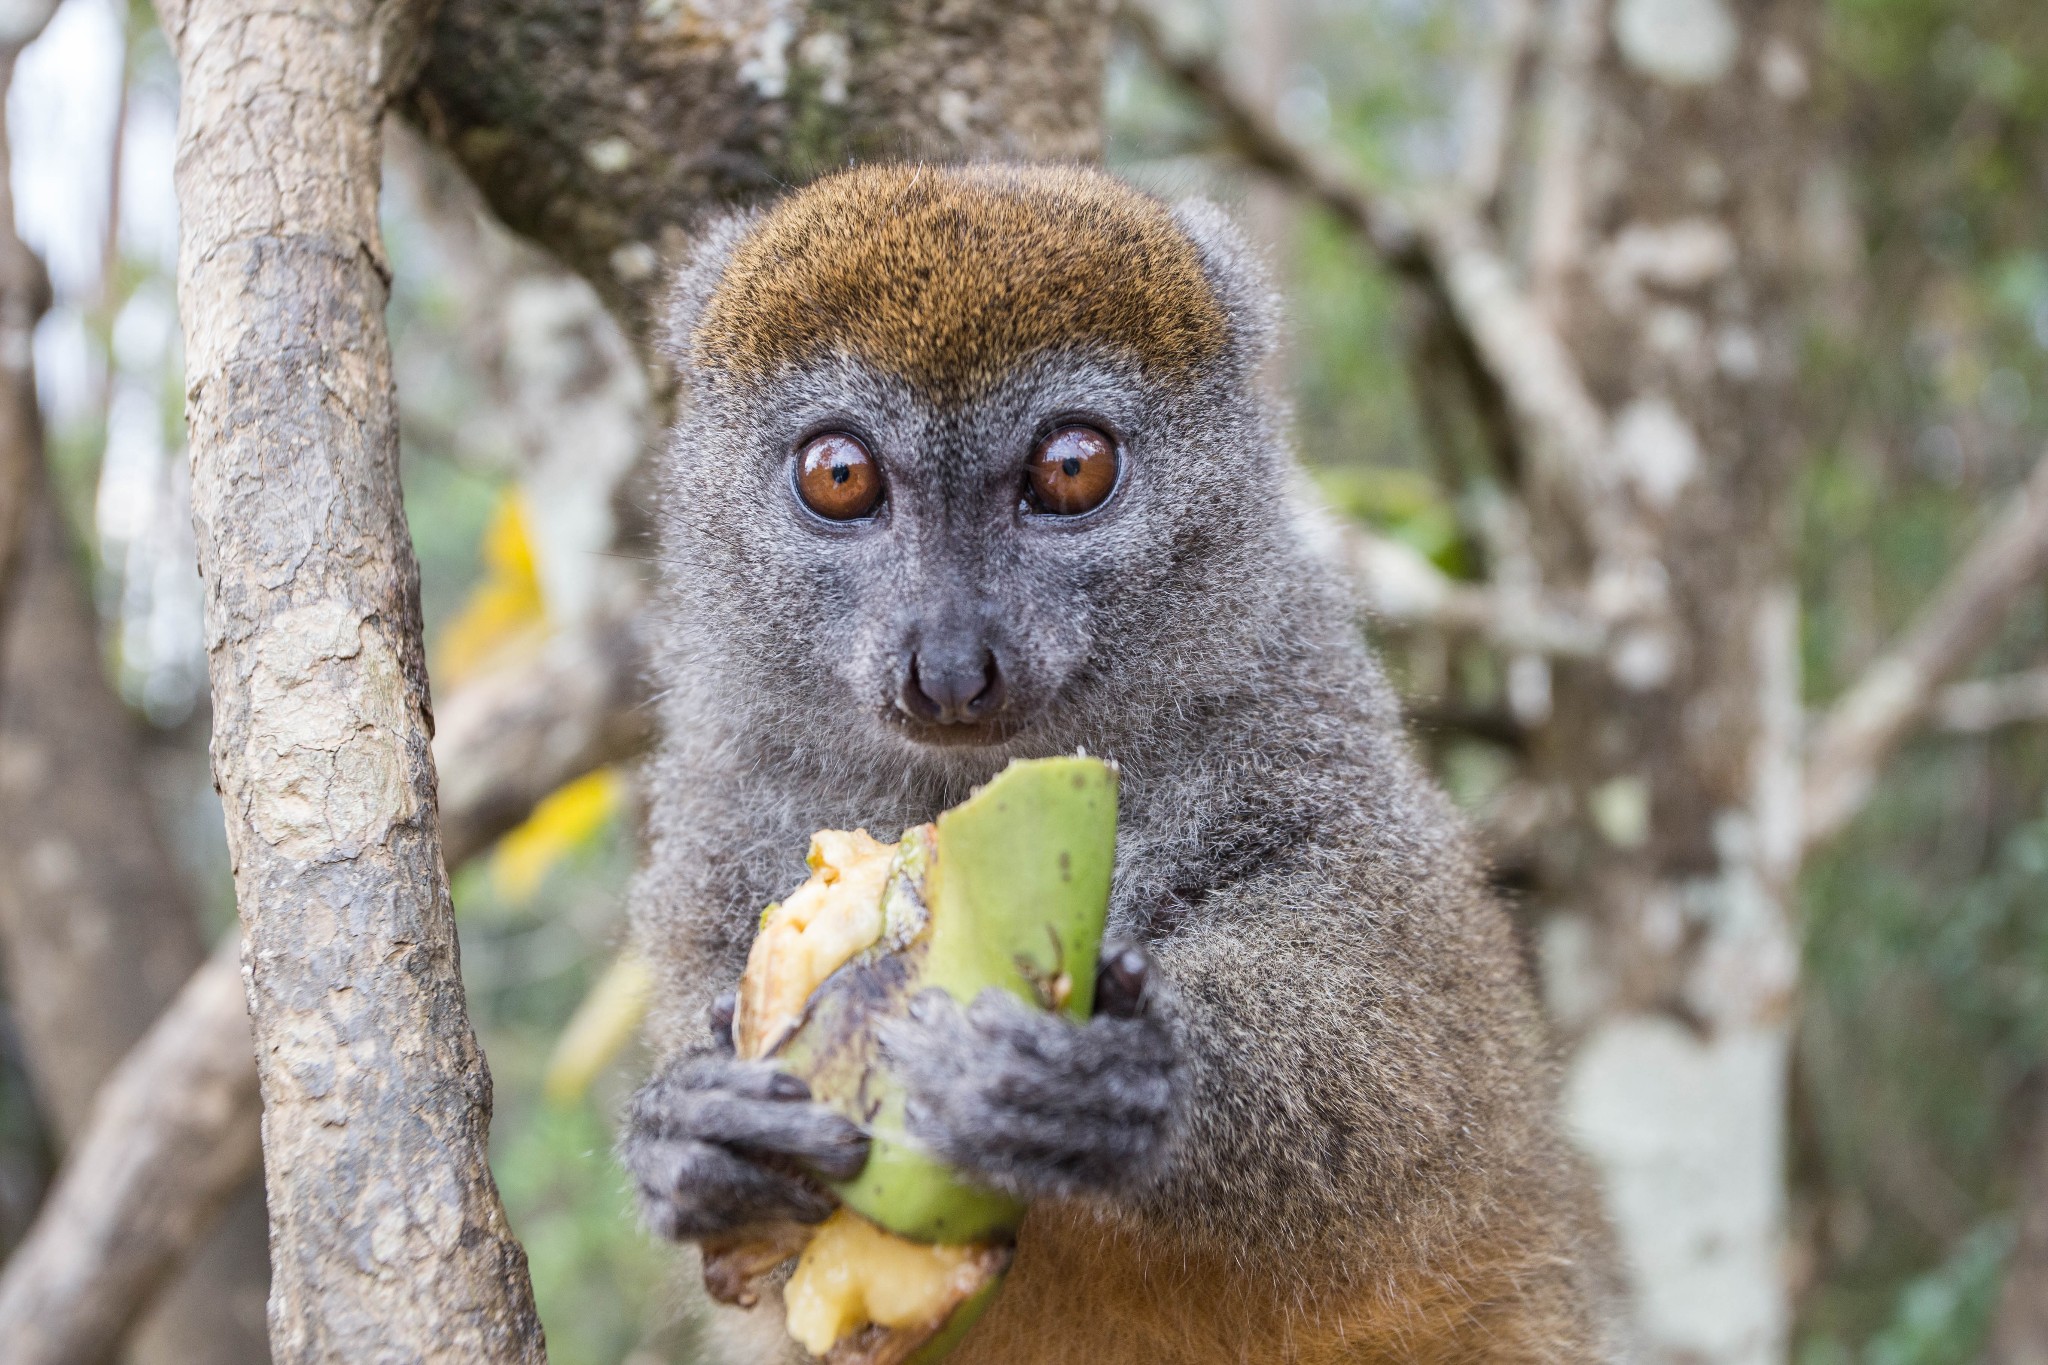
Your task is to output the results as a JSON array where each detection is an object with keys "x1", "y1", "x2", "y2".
[{"x1": 948, "y1": 1203, "x2": 1601, "y2": 1365}]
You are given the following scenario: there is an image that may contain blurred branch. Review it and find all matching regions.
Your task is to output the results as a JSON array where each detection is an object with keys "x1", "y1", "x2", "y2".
[
  {"x1": 1932, "y1": 668, "x2": 2048, "y2": 734},
  {"x1": 1123, "y1": 4, "x2": 1424, "y2": 274},
  {"x1": 1, "y1": 23, "x2": 273, "y2": 1357},
  {"x1": 1125, "y1": 4, "x2": 1630, "y2": 574},
  {"x1": 1335, "y1": 522, "x2": 1605, "y2": 658},
  {"x1": 437, "y1": 612, "x2": 650, "y2": 862},
  {"x1": 1522, "y1": 0, "x2": 1603, "y2": 319},
  {"x1": 0, "y1": 36, "x2": 55, "y2": 635},
  {"x1": 1804, "y1": 449, "x2": 2048, "y2": 850},
  {"x1": 1452, "y1": 0, "x2": 1538, "y2": 214},
  {"x1": 0, "y1": 940, "x2": 260, "y2": 1365},
  {"x1": 0, "y1": 625, "x2": 649, "y2": 1362},
  {"x1": 0, "y1": 489, "x2": 272, "y2": 1365}
]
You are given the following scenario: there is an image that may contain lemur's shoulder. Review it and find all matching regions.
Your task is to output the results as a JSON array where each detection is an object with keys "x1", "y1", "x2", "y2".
[{"x1": 690, "y1": 163, "x2": 1230, "y2": 402}]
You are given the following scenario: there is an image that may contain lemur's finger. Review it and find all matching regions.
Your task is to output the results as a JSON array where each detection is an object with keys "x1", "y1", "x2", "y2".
[
  {"x1": 689, "y1": 1091, "x2": 872, "y2": 1180},
  {"x1": 628, "y1": 1055, "x2": 813, "y2": 1136},
  {"x1": 629, "y1": 1137, "x2": 836, "y2": 1241},
  {"x1": 707, "y1": 990, "x2": 738, "y2": 1052},
  {"x1": 1095, "y1": 944, "x2": 1151, "y2": 1019}
]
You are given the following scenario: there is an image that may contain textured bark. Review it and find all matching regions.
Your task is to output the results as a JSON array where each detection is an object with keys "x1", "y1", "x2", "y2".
[
  {"x1": 0, "y1": 940, "x2": 262, "y2": 1365},
  {"x1": 162, "y1": 0, "x2": 547, "y2": 1353},
  {"x1": 409, "y1": 0, "x2": 1113, "y2": 337},
  {"x1": 0, "y1": 485, "x2": 271, "y2": 1365}
]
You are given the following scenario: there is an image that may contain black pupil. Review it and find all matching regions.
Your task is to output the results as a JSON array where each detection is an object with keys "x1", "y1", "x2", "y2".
[
  {"x1": 831, "y1": 462, "x2": 850, "y2": 484},
  {"x1": 1061, "y1": 456, "x2": 1082, "y2": 477}
]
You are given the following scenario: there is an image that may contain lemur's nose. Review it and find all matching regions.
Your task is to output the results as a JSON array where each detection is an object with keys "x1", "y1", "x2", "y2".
[{"x1": 899, "y1": 645, "x2": 1006, "y2": 725}]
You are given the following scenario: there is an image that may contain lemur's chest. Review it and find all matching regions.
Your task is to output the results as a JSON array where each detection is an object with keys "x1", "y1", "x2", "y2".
[{"x1": 945, "y1": 1204, "x2": 1509, "y2": 1365}]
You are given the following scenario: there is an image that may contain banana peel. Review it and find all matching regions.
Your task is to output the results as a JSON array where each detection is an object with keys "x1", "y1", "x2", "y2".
[{"x1": 708, "y1": 756, "x2": 1116, "y2": 1363}]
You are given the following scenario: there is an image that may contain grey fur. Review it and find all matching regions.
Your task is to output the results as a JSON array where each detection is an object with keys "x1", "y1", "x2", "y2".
[{"x1": 621, "y1": 171, "x2": 1624, "y2": 1361}]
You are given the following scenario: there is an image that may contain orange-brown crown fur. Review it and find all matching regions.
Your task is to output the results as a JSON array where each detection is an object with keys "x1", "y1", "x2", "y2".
[{"x1": 691, "y1": 164, "x2": 1230, "y2": 403}]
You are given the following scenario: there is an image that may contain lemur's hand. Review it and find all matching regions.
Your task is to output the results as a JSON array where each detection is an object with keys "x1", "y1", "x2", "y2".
[
  {"x1": 880, "y1": 944, "x2": 1181, "y2": 1202},
  {"x1": 622, "y1": 994, "x2": 870, "y2": 1243}
]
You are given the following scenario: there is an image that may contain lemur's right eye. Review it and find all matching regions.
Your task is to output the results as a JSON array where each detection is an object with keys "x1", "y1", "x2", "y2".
[
  {"x1": 1025, "y1": 424, "x2": 1119, "y2": 516},
  {"x1": 795, "y1": 433, "x2": 883, "y2": 521}
]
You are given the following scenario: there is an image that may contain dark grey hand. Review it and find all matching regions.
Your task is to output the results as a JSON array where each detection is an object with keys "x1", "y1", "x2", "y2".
[
  {"x1": 879, "y1": 945, "x2": 1181, "y2": 1203},
  {"x1": 621, "y1": 1046, "x2": 870, "y2": 1243}
]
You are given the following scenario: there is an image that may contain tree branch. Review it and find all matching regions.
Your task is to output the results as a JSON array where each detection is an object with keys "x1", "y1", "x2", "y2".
[
  {"x1": 1124, "y1": 5, "x2": 1630, "y2": 574},
  {"x1": 0, "y1": 483, "x2": 273, "y2": 1365},
  {"x1": 0, "y1": 620, "x2": 648, "y2": 1363},
  {"x1": 1451, "y1": 0, "x2": 1538, "y2": 215},
  {"x1": 436, "y1": 613, "x2": 649, "y2": 861},
  {"x1": 1334, "y1": 521, "x2": 1605, "y2": 658},
  {"x1": 1932, "y1": 668, "x2": 2048, "y2": 734},
  {"x1": 409, "y1": 0, "x2": 1113, "y2": 341},
  {"x1": 1522, "y1": 0, "x2": 1603, "y2": 321},
  {"x1": 1803, "y1": 449, "x2": 2048, "y2": 850}
]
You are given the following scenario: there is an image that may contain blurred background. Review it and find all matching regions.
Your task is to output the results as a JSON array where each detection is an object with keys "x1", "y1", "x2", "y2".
[{"x1": 9, "y1": 0, "x2": 2048, "y2": 1361}]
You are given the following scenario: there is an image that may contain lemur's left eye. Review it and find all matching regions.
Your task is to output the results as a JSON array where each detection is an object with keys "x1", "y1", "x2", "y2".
[
  {"x1": 1025, "y1": 425, "x2": 1119, "y2": 516},
  {"x1": 795, "y1": 432, "x2": 883, "y2": 521}
]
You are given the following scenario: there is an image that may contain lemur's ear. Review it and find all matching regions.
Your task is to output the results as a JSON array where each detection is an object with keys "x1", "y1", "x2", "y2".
[
  {"x1": 1170, "y1": 197, "x2": 1281, "y2": 374},
  {"x1": 656, "y1": 208, "x2": 762, "y2": 379}
]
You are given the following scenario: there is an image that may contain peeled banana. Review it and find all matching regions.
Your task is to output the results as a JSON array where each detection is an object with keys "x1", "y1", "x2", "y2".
[{"x1": 708, "y1": 756, "x2": 1117, "y2": 1364}]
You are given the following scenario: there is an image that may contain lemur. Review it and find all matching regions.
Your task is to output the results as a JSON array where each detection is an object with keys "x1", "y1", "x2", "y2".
[{"x1": 620, "y1": 163, "x2": 1627, "y2": 1363}]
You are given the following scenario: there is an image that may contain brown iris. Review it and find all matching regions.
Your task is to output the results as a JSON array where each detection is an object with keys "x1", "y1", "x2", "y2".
[
  {"x1": 795, "y1": 432, "x2": 883, "y2": 520},
  {"x1": 1026, "y1": 425, "x2": 1119, "y2": 516}
]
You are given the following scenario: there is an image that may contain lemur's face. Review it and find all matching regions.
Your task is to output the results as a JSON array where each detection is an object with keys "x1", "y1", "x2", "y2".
[{"x1": 660, "y1": 165, "x2": 1278, "y2": 767}]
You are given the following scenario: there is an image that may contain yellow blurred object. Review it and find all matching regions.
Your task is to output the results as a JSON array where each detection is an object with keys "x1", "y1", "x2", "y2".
[
  {"x1": 436, "y1": 491, "x2": 548, "y2": 689},
  {"x1": 782, "y1": 1210, "x2": 1001, "y2": 1357},
  {"x1": 490, "y1": 768, "x2": 623, "y2": 904},
  {"x1": 543, "y1": 949, "x2": 654, "y2": 1107}
]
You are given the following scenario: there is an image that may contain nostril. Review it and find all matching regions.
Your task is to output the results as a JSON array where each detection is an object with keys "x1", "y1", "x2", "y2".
[
  {"x1": 966, "y1": 651, "x2": 1004, "y2": 718},
  {"x1": 898, "y1": 655, "x2": 942, "y2": 723}
]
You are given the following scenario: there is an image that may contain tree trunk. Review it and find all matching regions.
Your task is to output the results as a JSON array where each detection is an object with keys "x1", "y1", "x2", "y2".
[
  {"x1": 163, "y1": 0, "x2": 548, "y2": 1353},
  {"x1": 1516, "y1": 5, "x2": 1820, "y2": 1362}
]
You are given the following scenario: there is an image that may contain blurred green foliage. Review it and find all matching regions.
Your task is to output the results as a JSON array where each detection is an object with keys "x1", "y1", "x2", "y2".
[{"x1": 1793, "y1": 0, "x2": 2048, "y2": 1358}]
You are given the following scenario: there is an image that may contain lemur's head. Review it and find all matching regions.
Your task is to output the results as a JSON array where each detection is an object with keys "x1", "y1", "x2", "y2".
[{"x1": 657, "y1": 163, "x2": 1299, "y2": 776}]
